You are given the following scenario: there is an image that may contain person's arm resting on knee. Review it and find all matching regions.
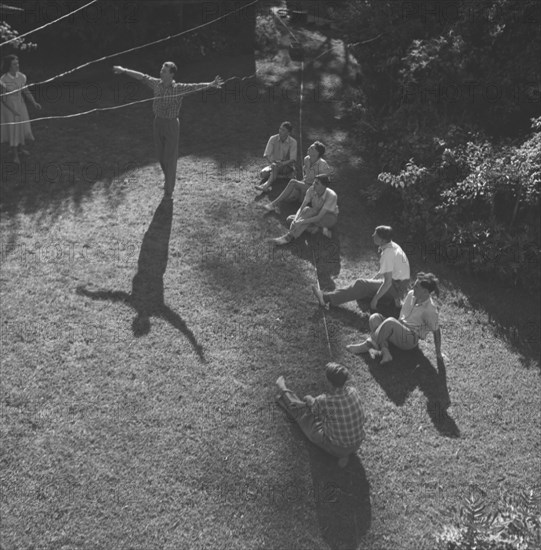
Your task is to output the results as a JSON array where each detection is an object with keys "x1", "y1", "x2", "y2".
[{"x1": 370, "y1": 271, "x2": 392, "y2": 311}]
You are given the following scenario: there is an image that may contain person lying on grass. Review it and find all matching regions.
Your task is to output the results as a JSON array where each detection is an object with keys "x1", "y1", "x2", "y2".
[
  {"x1": 268, "y1": 174, "x2": 338, "y2": 245},
  {"x1": 275, "y1": 362, "x2": 365, "y2": 468},
  {"x1": 346, "y1": 272, "x2": 443, "y2": 365},
  {"x1": 260, "y1": 141, "x2": 331, "y2": 211},
  {"x1": 255, "y1": 121, "x2": 298, "y2": 193}
]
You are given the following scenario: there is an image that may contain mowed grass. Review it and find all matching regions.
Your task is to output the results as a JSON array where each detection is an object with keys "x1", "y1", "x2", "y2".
[{"x1": 1, "y1": 17, "x2": 541, "y2": 550}]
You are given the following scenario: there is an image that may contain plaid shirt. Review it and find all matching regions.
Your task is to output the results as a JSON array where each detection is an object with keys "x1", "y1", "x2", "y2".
[
  {"x1": 312, "y1": 385, "x2": 365, "y2": 448},
  {"x1": 141, "y1": 75, "x2": 210, "y2": 119}
]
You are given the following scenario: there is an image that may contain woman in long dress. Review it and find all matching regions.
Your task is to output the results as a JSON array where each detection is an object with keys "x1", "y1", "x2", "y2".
[{"x1": 1, "y1": 54, "x2": 41, "y2": 164}]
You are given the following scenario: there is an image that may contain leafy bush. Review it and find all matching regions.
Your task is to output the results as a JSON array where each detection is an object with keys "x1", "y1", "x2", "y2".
[
  {"x1": 434, "y1": 487, "x2": 541, "y2": 550},
  {"x1": 0, "y1": 21, "x2": 37, "y2": 51},
  {"x1": 371, "y1": 118, "x2": 540, "y2": 290}
]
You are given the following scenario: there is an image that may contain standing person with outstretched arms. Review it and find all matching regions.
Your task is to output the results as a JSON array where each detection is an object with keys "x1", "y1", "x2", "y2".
[{"x1": 113, "y1": 62, "x2": 223, "y2": 199}]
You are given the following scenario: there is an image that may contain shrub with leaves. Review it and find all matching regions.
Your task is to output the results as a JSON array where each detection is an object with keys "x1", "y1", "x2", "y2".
[
  {"x1": 373, "y1": 118, "x2": 540, "y2": 290},
  {"x1": 434, "y1": 486, "x2": 541, "y2": 550},
  {"x1": 0, "y1": 21, "x2": 37, "y2": 50}
]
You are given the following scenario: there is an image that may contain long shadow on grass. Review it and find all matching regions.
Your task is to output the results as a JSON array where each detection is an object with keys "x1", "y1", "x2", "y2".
[
  {"x1": 76, "y1": 197, "x2": 205, "y2": 361},
  {"x1": 281, "y1": 416, "x2": 371, "y2": 549},
  {"x1": 366, "y1": 347, "x2": 459, "y2": 438},
  {"x1": 307, "y1": 447, "x2": 371, "y2": 550}
]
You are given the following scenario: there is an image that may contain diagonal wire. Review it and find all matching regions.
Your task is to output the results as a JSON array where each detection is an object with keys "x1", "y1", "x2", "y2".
[
  {"x1": 0, "y1": 71, "x2": 260, "y2": 126},
  {"x1": 0, "y1": 0, "x2": 99, "y2": 47},
  {"x1": 0, "y1": 0, "x2": 260, "y2": 98}
]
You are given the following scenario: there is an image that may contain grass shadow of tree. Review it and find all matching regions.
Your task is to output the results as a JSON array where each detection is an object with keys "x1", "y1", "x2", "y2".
[
  {"x1": 366, "y1": 347, "x2": 459, "y2": 438},
  {"x1": 76, "y1": 197, "x2": 205, "y2": 362}
]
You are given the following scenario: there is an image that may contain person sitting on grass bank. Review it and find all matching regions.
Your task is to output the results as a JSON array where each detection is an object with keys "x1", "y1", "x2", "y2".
[
  {"x1": 255, "y1": 121, "x2": 298, "y2": 193},
  {"x1": 261, "y1": 141, "x2": 331, "y2": 212},
  {"x1": 347, "y1": 272, "x2": 442, "y2": 365},
  {"x1": 275, "y1": 362, "x2": 365, "y2": 468},
  {"x1": 312, "y1": 225, "x2": 410, "y2": 312},
  {"x1": 268, "y1": 174, "x2": 338, "y2": 245}
]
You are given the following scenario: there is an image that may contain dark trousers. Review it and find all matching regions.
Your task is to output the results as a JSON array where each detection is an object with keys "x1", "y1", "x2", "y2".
[
  {"x1": 153, "y1": 117, "x2": 180, "y2": 195},
  {"x1": 324, "y1": 279, "x2": 410, "y2": 307}
]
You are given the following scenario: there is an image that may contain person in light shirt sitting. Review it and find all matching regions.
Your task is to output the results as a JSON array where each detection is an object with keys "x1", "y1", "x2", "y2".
[
  {"x1": 347, "y1": 272, "x2": 443, "y2": 365},
  {"x1": 261, "y1": 141, "x2": 331, "y2": 212},
  {"x1": 268, "y1": 174, "x2": 338, "y2": 245},
  {"x1": 312, "y1": 225, "x2": 410, "y2": 312},
  {"x1": 255, "y1": 121, "x2": 298, "y2": 193}
]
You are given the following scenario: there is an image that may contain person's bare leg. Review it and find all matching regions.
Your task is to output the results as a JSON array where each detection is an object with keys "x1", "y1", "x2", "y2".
[{"x1": 262, "y1": 179, "x2": 301, "y2": 212}]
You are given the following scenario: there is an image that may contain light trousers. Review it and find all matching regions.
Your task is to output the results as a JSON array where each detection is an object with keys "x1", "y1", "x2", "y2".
[{"x1": 369, "y1": 313, "x2": 419, "y2": 351}]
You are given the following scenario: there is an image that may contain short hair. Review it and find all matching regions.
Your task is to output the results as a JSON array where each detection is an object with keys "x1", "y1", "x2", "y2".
[
  {"x1": 312, "y1": 141, "x2": 326, "y2": 157},
  {"x1": 314, "y1": 173, "x2": 331, "y2": 187},
  {"x1": 2, "y1": 54, "x2": 18, "y2": 75},
  {"x1": 163, "y1": 61, "x2": 177, "y2": 76},
  {"x1": 325, "y1": 362, "x2": 349, "y2": 388},
  {"x1": 374, "y1": 225, "x2": 393, "y2": 242},
  {"x1": 280, "y1": 121, "x2": 293, "y2": 133},
  {"x1": 416, "y1": 272, "x2": 440, "y2": 296}
]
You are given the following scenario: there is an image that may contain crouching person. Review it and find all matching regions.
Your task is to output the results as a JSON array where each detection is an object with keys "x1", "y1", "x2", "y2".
[{"x1": 275, "y1": 362, "x2": 365, "y2": 468}]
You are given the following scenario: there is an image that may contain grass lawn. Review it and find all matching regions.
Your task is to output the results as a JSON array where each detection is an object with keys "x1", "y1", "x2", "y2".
[{"x1": 1, "y1": 9, "x2": 540, "y2": 550}]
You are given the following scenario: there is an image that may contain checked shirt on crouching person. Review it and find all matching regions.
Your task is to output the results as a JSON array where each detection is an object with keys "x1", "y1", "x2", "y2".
[{"x1": 311, "y1": 385, "x2": 366, "y2": 449}]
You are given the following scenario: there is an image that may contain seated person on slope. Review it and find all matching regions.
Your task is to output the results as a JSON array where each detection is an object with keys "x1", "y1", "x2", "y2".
[
  {"x1": 346, "y1": 272, "x2": 443, "y2": 365},
  {"x1": 261, "y1": 141, "x2": 330, "y2": 212},
  {"x1": 275, "y1": 362, "x2": 365, "y2": 468},
  {"x1": 255, "y1": 121, "x2": 297, "y2": 193},
  {"x1": 268, "y1": 174, "x2": 338, "y2": 245}
]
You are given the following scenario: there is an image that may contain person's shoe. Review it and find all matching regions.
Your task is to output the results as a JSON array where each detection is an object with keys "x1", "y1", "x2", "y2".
[
  {"x1": 346, "y1": 341, "x2": 372, "y2": 355},
  {"x1": 255, "y1": 184, "x2": 272, "y2": 193},
  {"x1": 260, "y1": 203, "x2": 276, "y2": 213},
  {"x1": 322, "y1": 227, "x2": 332, "y2": 238},
  {"x1": 268, "y1": 235, "x2": 292, "y2": 246},
  {"x1": 311, "y1": 285, "x2": 327, "y2": 308},
  {"x1": 338, "y1": 455, "x2": 350, "y2": 468},
  {"x1": 275, "y1": 375, "x2": 286, "y2": 392}
]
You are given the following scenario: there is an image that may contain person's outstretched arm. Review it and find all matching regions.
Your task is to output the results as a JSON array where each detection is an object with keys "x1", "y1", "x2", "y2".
[
  {"x1": 113, "y1": 66, "x2": 145, "y2": 80},
  {"x1": 179, "y1": 75, "x2": 223, "y2": 94}
]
